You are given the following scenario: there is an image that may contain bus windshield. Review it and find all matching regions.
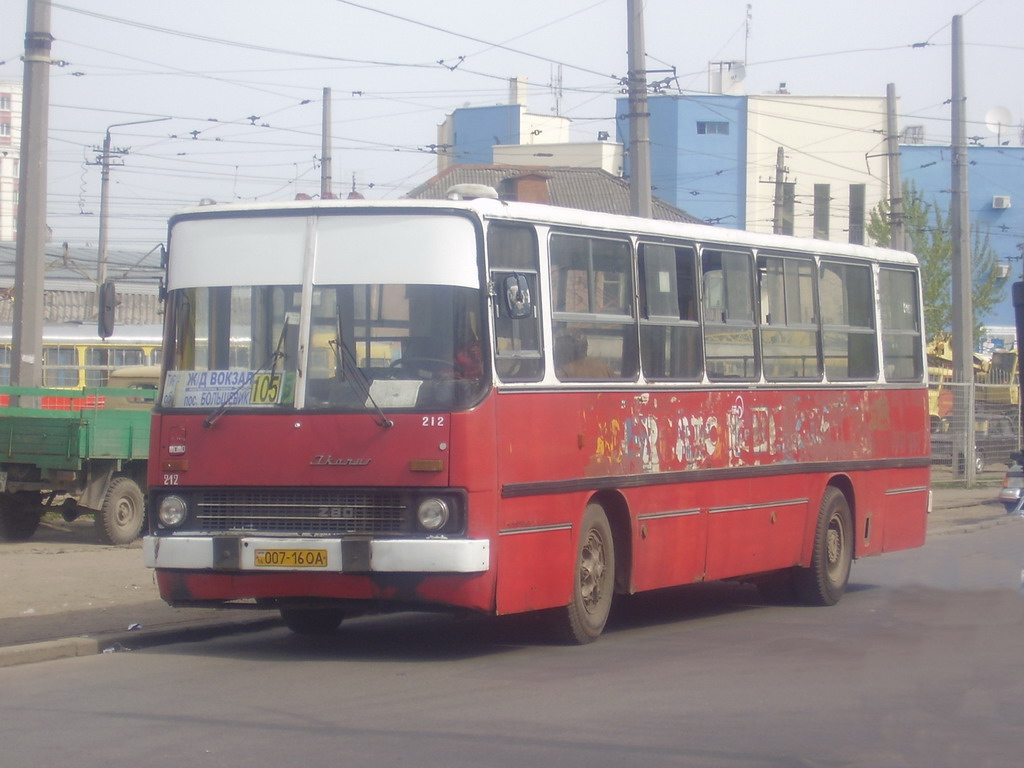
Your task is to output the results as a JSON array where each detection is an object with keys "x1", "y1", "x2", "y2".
[
  {"x1": 160, "y1": 211, "x2": 488, "y2": 414},
  {"x1": 304, "y1": 283, "x2": 486, "y2": 411}
]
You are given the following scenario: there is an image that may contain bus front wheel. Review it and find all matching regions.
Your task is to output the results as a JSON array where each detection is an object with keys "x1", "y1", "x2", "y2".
[
  {"x1": 553, "y1": 503, "x2": 615, "y2": 644},
  {"x1": 795, "y1": 486, "x2": 853, "y2": 606}
]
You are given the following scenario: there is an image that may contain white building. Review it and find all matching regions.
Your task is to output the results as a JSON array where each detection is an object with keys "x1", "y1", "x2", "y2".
[{"x1": 0, "y1": 82, "x2": 21, "y2": 242}]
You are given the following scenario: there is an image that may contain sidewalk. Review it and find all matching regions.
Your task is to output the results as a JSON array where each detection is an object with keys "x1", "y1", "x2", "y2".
[{"x1": 0, "y1": 482, "x2": 1020, "y2": 667}]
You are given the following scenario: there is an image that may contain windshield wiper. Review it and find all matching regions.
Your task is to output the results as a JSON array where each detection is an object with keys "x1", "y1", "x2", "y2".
[
  {"x1": 329, "y1": 311, "x2": 393, "y2": 429},
  {"x1": 204, "y1": 317, "x2": 290, "y2": 429}
]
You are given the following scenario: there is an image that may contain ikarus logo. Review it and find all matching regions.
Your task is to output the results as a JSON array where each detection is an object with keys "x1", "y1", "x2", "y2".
[{"x1": 310, "y1": 455, "x2": 372, "y2": 466}]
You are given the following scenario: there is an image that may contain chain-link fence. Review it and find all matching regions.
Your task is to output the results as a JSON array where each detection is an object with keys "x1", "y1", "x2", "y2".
[{"x1": 930, "y1": 380, "x2": 1022, "y2": 487}]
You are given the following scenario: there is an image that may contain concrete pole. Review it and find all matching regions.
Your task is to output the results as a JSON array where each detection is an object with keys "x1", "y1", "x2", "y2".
[
  {"x1": 772, "y1": 146, "x2": 786, "y2": 234},
  {"x1": 950, "y1": 15, "x2": 975, "y2": 484},
  {"x1": 321, "y1": 87, "x2": 333, "y2": 199},
  {"x1": 885, "y1": 83, "x2": 906, "y2": 251},
  {"x1": 12, "y1": 0, "x2": 52, "y2": 389},
  {"x1": 96, "y1": 118, "x2": 169, "y2": 288},
  {"x1": 96, "y1": 129, "x2": 113, "y2": 287},
  {"x1": 626, "y1": 0, "x2": 652, "y2": 218}
]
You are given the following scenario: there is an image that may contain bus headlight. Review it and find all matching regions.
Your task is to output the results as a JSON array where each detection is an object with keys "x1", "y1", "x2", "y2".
[
  {"x1": 417, "y1": 498, "x2": 450, "y2": 531},
  {"x1": 158, "y1": 495, "x2": 188, "y2": 528}
]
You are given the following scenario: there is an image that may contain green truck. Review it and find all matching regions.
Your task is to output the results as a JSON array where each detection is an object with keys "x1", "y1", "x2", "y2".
[{"x1": 0, "y1": 371, "x2": 157, "y2": 545}]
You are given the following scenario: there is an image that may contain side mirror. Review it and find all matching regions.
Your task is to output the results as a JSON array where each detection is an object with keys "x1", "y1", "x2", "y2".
[
  {"x1": 503, "y1": 274, "x2": 532, "y2": 320},
  {"x1": 98, "y1": 280, "x2": 116, "y2": 339}
]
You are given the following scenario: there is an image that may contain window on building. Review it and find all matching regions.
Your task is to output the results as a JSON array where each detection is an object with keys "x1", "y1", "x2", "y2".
[
  {"x1": 696, "y1": 121, "x2": 730, "y2": 135},
  {"x1": 813, "y1": 184, "x2": 831, "y2": 240},
  {"x1": 0, "y1": 122, "x2": 10, "y2": 137},
  {"x1": 848, "y1": 184, "x2": 866, "y2": 245},
  {"x1": 0, "y1": 96, "x2": 10, "y2": 111}
]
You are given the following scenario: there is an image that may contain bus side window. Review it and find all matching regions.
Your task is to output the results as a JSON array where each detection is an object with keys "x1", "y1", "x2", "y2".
[
  {"x1": 0, "y1": 344, "x2": 11, "y2": 385},
  {"x1": 702, "y1": 249, "x2": 757, "y2": 381},
  {"x1": 638, "y1": 242, "x2": 702, "y2": 381},
  {"x1": 878, "y1": 267, "x2": 923, "y2": 382},
  {"x1": 488, "y1": 224, "x2": 544, "y2": 382},
  {"x1": 758, "y1": 254, "x2": 821, "y2": 381},
  {"x1": 549, "y1": 233, "x2": 637, "y2": 381},
  {"x1": 42, "y1": 345, "x2": 80, "y2": 388},
  {"x1": 820, "y1": 261, "x2": 877, "y2": 380}
]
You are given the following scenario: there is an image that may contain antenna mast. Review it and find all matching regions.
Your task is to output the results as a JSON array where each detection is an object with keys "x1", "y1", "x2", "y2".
[
  {"x1": 744, "y1": 4, "x2": 752, "y2": 66},
  {"x1": 552, "y1": 64, "x2": 563, "y2": 116}
]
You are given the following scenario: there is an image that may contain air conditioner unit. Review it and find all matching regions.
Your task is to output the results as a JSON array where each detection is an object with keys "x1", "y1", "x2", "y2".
[{"x1": 992, "y1": 195, "x2": 1011, "y2": 209}]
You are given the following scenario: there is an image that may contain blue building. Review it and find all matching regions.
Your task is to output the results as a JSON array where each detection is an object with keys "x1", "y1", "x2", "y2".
[
  {"x1": 616, "y1": 94, "x2": 748, "y2": 226},
  {"x1": 436, "y1": 101, "x2": 572, "y2": 173},
  {"x1": 616, "y1": 93, "x2": 890, "y2": 241},
  {"x1": 901, "y1": 145, "x2": 1024, "y2": 326}
]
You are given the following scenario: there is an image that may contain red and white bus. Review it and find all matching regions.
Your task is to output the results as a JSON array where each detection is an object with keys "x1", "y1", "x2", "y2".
[{"x1": 144, "y1": 191, "x2": 929, "y2": 643}]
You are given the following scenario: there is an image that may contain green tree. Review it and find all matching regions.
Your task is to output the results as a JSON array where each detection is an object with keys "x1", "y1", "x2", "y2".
[{"x1": 868, "y1": 182, "x2": 1003, "y2": 342}]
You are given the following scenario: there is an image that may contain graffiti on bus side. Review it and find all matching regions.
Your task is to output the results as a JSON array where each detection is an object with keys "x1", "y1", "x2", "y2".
[{"x1": 590, "y1": 391, "x2": 867, "y2": 473}]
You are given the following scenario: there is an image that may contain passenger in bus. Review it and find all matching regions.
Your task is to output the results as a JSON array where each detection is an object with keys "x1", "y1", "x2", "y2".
[
  {"x1": 555, "y1": 331, "x2": 615, "y2": 379},
  {"x1": 454, "y1": 339, "x2": 483, "y2": 379}
]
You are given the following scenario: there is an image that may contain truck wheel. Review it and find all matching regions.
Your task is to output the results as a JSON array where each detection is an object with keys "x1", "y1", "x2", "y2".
[
  {"x1": 794, "y1": 486, "x2": 853, "y2": 606},
  {"x1": 0, "y1": 494, "x2": 43, "y2": 542},
  {"x1": 95, "y1": 476, "x2": 145, "y2": 545}
]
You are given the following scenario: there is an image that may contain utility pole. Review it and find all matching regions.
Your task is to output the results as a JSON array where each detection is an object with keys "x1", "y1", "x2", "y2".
[
  {"x1": 12, "y1": 0, "x2": 52, "y2": 390},
  {"x1": 321, "y1": 87, "x2": 333, "y2": 198},
  {"x1": 95, "y1": 117, "x2": 170, "y2": 287},
  {"x1": 950, "y1": 15, "x2": 975, "y2": 485},
  {"x1": 885, "y1": 83, "x2": 906, "y2": 251},
  {"x1": 626, "y1": 0, "x2": 652, "y2": 218},
  {"x1": 772, "y1": 146, "x2": 786, "y2": 234}
]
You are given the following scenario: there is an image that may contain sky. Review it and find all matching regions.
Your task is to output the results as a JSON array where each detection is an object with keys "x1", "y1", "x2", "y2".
[{"x1": 1, "y1": 0, "x2": 1022, "y2": 254}]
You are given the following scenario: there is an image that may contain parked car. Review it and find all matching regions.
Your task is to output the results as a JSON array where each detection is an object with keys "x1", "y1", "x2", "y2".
[
  {"x1": 997, "y1": 451, "x2": 1024, "y2": 514},
  {"x1": 930, "y1": 413, "x2": 1019, "y2": 474}
]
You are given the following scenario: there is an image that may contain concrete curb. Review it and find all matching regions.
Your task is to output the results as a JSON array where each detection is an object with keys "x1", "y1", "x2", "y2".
[
  {"x1": 929, "y1": 513, "x2": 1022, "y2": 536},
  {"x1": 0, "y1": 615, "x2": 281, "y2": 669},
  {"x1": 0, "y1": 637, "x2": 99, "y2": 668}
]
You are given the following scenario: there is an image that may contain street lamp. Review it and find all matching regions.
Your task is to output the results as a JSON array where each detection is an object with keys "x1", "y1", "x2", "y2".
[{"x1": 96, "y1": 117, "x2": 170, "y2": 286}]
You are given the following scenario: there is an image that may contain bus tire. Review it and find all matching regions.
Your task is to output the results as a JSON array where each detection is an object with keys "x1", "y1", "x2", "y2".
[
  {"x1": 280, "y1": 607, "x2": 345, "y2": 635},
  {"x1": 795, "y1": 486, "x2": 853, "y2": 606},
  {"x1": 0, "y1": 494, "x2": 43, "y2": 542},
  {"x1": 95, "y1": 476, "x2": 145, "y2": 546},
  {"x1": 553, "y1": 503, "x2": 615, "y2": 644}
]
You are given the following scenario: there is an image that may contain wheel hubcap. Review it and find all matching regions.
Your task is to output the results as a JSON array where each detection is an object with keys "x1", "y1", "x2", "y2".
[
  {"x1": 579, "y1": 529, "x2": 606, "y2": 614},
  {"x1": 116, "y1": 498, "x2": 136, "y2": 526},
  {"x1": 826, "y1": 513, "x2": 845, "y2": 579}
]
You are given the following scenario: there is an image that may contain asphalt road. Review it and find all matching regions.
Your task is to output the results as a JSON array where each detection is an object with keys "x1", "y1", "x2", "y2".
[{"x1": 1, "y1": 521, "x2": 1021, "y2": 768}]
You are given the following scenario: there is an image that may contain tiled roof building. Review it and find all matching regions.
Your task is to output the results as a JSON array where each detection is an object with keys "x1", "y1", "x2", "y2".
[{"x1": 406, "y1": 165, "x2": 702, "y2": 224}]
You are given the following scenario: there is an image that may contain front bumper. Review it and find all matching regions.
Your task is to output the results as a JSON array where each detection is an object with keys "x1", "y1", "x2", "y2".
[{"x1": 143, "y1": 535, "x2": 489, "y2": 574}]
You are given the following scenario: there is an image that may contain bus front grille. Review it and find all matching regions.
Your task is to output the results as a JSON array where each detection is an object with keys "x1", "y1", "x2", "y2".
[{"x1": 194, "y1": 490, "x2": 409, "y2": 535}]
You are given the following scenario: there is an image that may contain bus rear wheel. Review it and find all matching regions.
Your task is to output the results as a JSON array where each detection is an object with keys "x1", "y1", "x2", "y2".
[
  {"x1": 95, "y1": 476, "x2": 145, "y2": 546},
  {"x1": 552, "y1": 504, "x2": 615, "y2": 644},
  {"x1": 794, "y1": 486, "x2": 853, "y2": 606}
]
